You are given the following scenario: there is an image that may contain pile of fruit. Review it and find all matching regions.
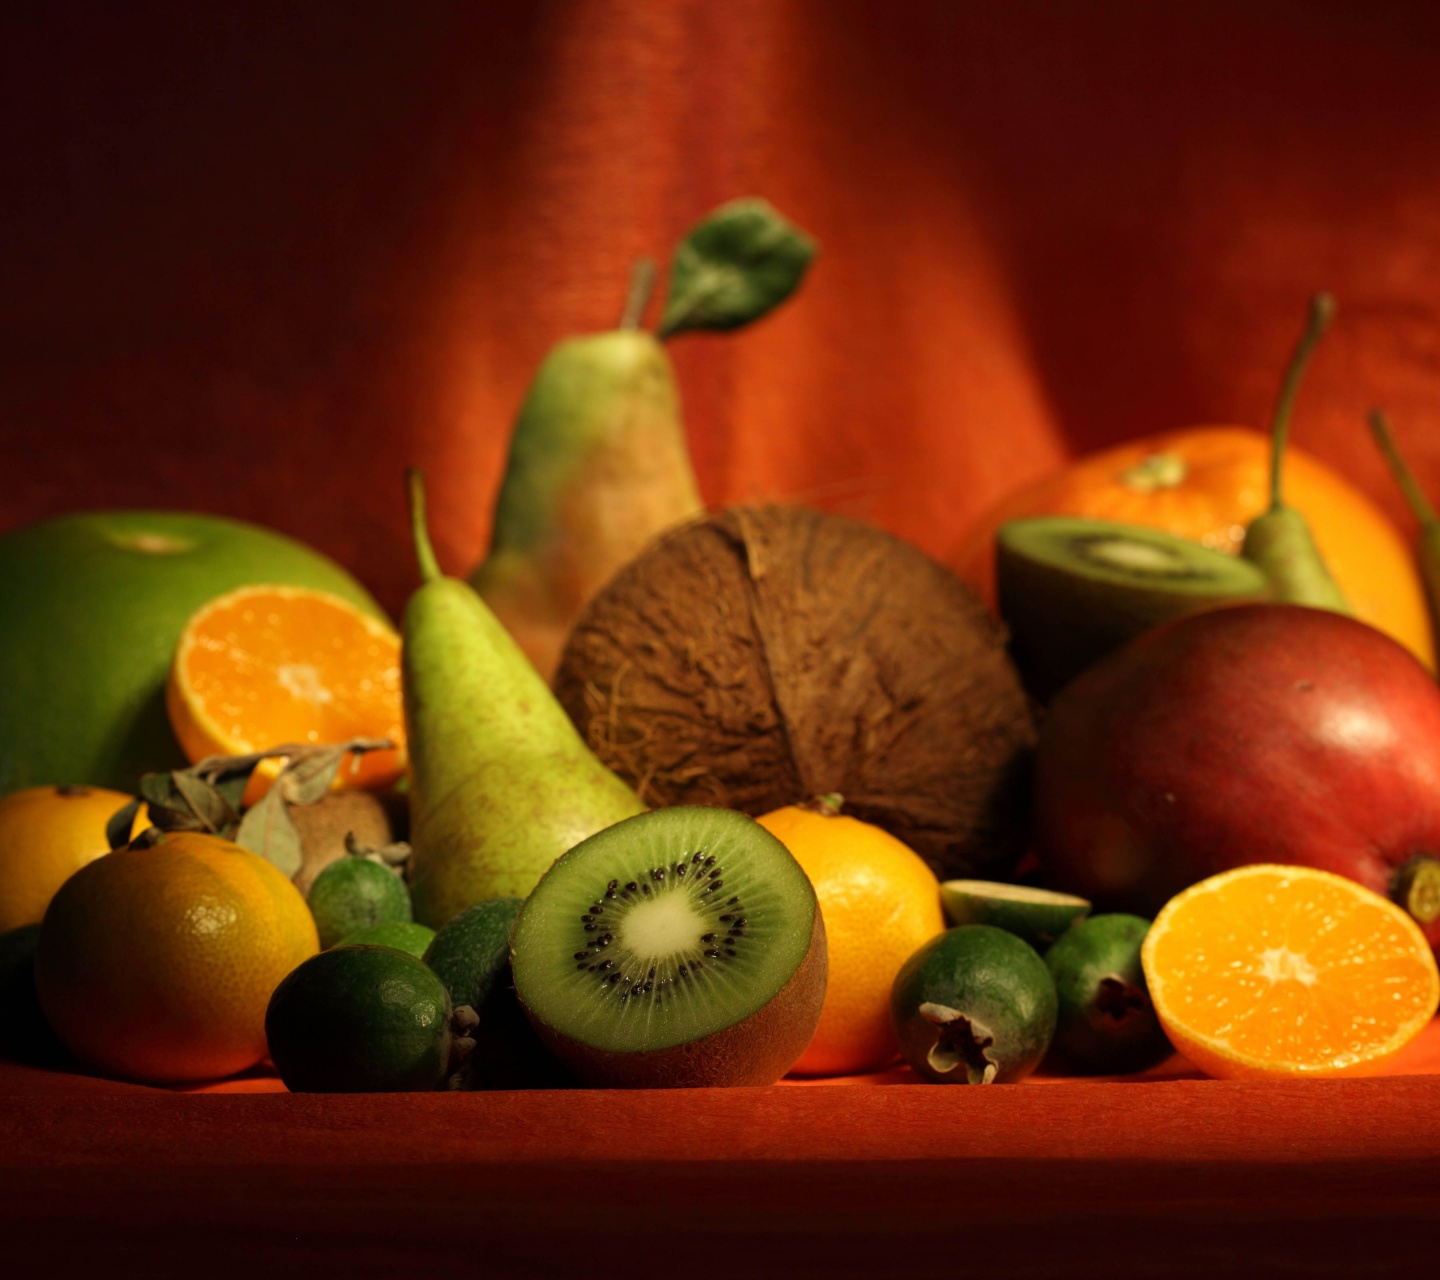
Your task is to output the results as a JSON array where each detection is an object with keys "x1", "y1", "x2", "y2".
[{"x1": 3, "y1": 204, "x2": 1440, "y2": 1093}]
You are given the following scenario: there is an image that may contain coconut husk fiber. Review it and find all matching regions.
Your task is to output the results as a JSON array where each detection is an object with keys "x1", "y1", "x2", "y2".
[{"x1": 553, "y1": 504, "x2": 1036, "y2": 881}]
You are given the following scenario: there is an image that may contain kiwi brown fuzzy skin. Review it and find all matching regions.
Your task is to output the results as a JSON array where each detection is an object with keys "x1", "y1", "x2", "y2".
[
  {"x1": 552, "y1": 505, "x2": 1036, "y2": 882},
  {"x1": 290, "y1": 790, "x2": 404, "y2": 897},
  {"x1": 516, "y1": 902, "x2": 828, "y2": 1088}
]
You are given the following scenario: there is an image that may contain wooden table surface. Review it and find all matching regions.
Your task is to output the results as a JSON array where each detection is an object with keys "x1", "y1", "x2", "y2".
[{"x1": 6, "y1": 1025, "x2": 1440, "y2": 1279}]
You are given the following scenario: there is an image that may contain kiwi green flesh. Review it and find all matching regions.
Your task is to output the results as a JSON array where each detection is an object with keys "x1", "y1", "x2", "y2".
[
  {"x1": 527, "y1": 902, "x2": 827, "y2": 1088},
  {"x1": 510, "y1": 807, "x2": 820, "y2": 1059},
  {"x1": 996, "y1": 516, "x2": 1270, "y2": 700},
  {"x1": 999, "y1": 517, "x2": 1269, "y2": 599}
]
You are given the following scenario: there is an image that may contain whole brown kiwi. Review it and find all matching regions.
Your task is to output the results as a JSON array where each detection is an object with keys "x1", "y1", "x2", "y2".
[
  {"x1": 289, "y1": 789, "x2": 406, "y2": 897},
  {"x1": 552, "y1": 504, "x2": 1036, "y2": 881}
]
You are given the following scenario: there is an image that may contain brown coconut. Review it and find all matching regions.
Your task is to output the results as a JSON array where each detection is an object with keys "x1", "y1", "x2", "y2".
[{"x1": 552, "y1": 504, "x2": 1036, "y2": 881}]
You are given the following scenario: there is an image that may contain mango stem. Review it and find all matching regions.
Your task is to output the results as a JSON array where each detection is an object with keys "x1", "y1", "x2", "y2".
[
  {"x1": 407, "y1": 467, "x2": 444, "y2": 585},
  {"x1": 1268, "y1": 293, "x2": 1336, "y2": 512}
]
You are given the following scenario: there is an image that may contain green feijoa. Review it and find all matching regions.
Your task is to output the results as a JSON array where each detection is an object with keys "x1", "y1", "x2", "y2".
[
  {"x1": 424, "y1": 897, "x2": 523, "y2": 1012},
  {"x1": 335, "y1": 920, "x2": 436, "y2": 959},
  {"x1": 306, "y1": 856, "x2": 412, "y2": 949},
  {"x1": 940, "y1": 880, "x2": 1091, "y2": 949},
  {"x1": 890, "y1": 925, "x2": 1057, "y2": 1084},
  {"x1": 424, "y1": 897, "x2": 572, "y2": 1090},
  {"x1": 1044, "y1": 913, "x2": 1172, "y2": 1075},
  {"x1": 265, "y1": 944, "x2": 470, "y2": 1092}
]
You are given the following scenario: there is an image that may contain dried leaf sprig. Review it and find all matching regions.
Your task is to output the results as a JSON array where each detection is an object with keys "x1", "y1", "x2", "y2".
[{"x1": 106, "y1": 738, "x2": 400, "y2": 880}]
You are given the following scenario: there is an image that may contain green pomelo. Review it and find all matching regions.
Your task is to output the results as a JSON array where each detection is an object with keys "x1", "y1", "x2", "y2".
[
  {"x1": 890, "y1": 925, "x2": 1058, "y2": 1084},
  {"x1": 940, "y1": 880, "x2": 1091, "y2": 950},
  {"x1": 0, "y1": 510, "x2": 387, "y2": 797},
  {"x1": 511, "y1": 807, "x2": 827, "y2": 1088},
  {"x1": 336, "y1": 921, "x2": 435, "y2": 958},
  {"x1": 1044, "y1": 913, "x2": 1173, "y2": 1075},
  {"x1": 264, "y1": 944, "x2": 459, "y2": 1093}
]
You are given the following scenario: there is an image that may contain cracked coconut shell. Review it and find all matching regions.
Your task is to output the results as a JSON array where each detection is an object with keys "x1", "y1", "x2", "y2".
[{"x1": 552, "y1": 504, "x2": 1036, "y2": 881}]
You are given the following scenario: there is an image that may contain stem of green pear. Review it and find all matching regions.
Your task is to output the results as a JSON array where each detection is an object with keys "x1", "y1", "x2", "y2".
[
  {"x1": 1369, "y1": 409, "x2": 1440, "y2": 648},
  {"x1": 1369, "y1": 409, "x2": 1440, "y2": 529},
  {"x1": 407, "y1": 467, "x2": 444, "y2": 585},
  {"x1": 619, "y1": 257, "x2": 658, "y2": 331},
  {"x1": 1267, "y1": 292, "x2": 1335, "y2": 512}
]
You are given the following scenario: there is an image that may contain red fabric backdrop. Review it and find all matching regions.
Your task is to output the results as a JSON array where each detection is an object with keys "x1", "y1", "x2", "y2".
[
  {"x1": 9, "y1": 9, "x2": 1440, "y2": 1268},
  {"x1": 8, "y1": 1, "x2": 1440, "y2": 620}
]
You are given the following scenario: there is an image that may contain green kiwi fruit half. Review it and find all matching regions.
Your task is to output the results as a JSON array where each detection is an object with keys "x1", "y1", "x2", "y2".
[
  {"x1": 996, "y1": 515, "x2": 1271, "y2": 700},
  {"x1": 510, "y1": 806, "x2": 827, "y2": 1088}
]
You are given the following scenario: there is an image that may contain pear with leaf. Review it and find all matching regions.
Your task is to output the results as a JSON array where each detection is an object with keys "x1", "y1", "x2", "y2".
[
  {"x1": 404, "y1": 469, "x2": 646, "y2": 929},
  {"x1": 471, "y1": 197, "x2": 818, "y2": 680}
]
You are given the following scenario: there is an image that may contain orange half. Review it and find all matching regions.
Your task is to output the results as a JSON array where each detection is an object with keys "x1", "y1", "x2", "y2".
[
  {"x1": 1140, "y1": 864, "x2": 1439, "y2": 1080},
  {"x1": 166, "y1": 584, "x2": 406, "y2": 798}
]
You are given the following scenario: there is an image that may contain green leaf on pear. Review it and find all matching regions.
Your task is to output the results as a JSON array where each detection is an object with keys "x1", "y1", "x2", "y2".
[{"x1": 658, "y1": 197, "x2": 817, "y2": 339}]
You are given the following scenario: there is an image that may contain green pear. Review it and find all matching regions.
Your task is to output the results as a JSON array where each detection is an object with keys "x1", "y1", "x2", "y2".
[
  {"x1": 471, "y1": 198, "x2": 818, "y2": 681},
  {"x1": 470, "y1": 325, "x2": 702, "y2": 682},
  {"x1": 403, "y1": 469, "x2": 647, "y2": 928},
  {"x1": 1240, "y1": 293, "x2": 1349, "y2": 613}
]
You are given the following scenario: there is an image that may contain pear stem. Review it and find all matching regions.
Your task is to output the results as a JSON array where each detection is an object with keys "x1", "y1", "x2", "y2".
[
  {"x1": 619, "y1": 257, "x2": 658, "y2": 331},
  {"x1": 1368, "y1": 409, "x2": 1440, "y2": 529},
  {"x1": 1267, "y1": 292, "x2": 1336, "y2": 512},
  {"x1": 407, "y1": 467, "x2": 444, "y2": 585}
]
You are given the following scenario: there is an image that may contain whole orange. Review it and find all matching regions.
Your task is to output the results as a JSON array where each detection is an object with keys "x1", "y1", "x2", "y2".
[
  {"x1": 34, "y1": 830, "x2": 319, "y2": 1084},
  {"x1": 758, "y1": 798, "x2": 946, "y2": 1077},
  {"x1": 950, "y1": 426, "x2": 1434, "y2": 668},
  {"x1": 0, "y1": 785, "x2": 141, "y2": 933}
]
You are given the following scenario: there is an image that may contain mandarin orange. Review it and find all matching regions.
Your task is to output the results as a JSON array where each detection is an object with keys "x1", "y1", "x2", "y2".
[
  {"x1": 1140, "y1": 864, "x2": 1439, "y2": 1080},
  {"x1": 166, "y1": 584, "x2": 406, "y2": 798},
  {"x1": 950, "y1": 426, "x2": 1434, "y2": 667},
  {"x1": 0, "y1": 784, "x2": 144, "y2": 933},
  {"x1": 758, "y1": 798, "x2": 945, "y2": 1077},
  {"x1": 34, "y1": 830, "x2": 319, "y2": 1083}
]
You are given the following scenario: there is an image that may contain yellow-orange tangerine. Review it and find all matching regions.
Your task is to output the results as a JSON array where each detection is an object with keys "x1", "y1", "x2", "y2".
[{"x1": 1140, "y1": 863, "x2": 1439, "y2": 1080}]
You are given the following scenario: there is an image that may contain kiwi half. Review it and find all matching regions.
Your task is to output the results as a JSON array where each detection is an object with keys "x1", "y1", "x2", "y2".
[
  {"x1": 510, "y1": 806, "x2": 827, "y2": 1088},
  {"x1": 996, "y1": 515, "x2": 1271, "y2": 700}
]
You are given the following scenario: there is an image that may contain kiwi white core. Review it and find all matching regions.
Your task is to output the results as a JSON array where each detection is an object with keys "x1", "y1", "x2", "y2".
[
  {"x1": 510, "y1": 807, "x2": 818, "y2": 1055},
  {"x1": 1083, "y1": 538, "x2": 1186, "y2": 575},
  {"x1": 623, "y1": 893, "x2": 704, "y2": 958}
]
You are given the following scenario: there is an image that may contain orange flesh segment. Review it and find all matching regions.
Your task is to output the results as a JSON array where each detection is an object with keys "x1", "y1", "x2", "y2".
[
  {"x1": 1143, "y1": 865, "x2": 1439, "y2": 1078},
  {"x1": 172, "y1": 586, "x2": 405, "y2": 791}
]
